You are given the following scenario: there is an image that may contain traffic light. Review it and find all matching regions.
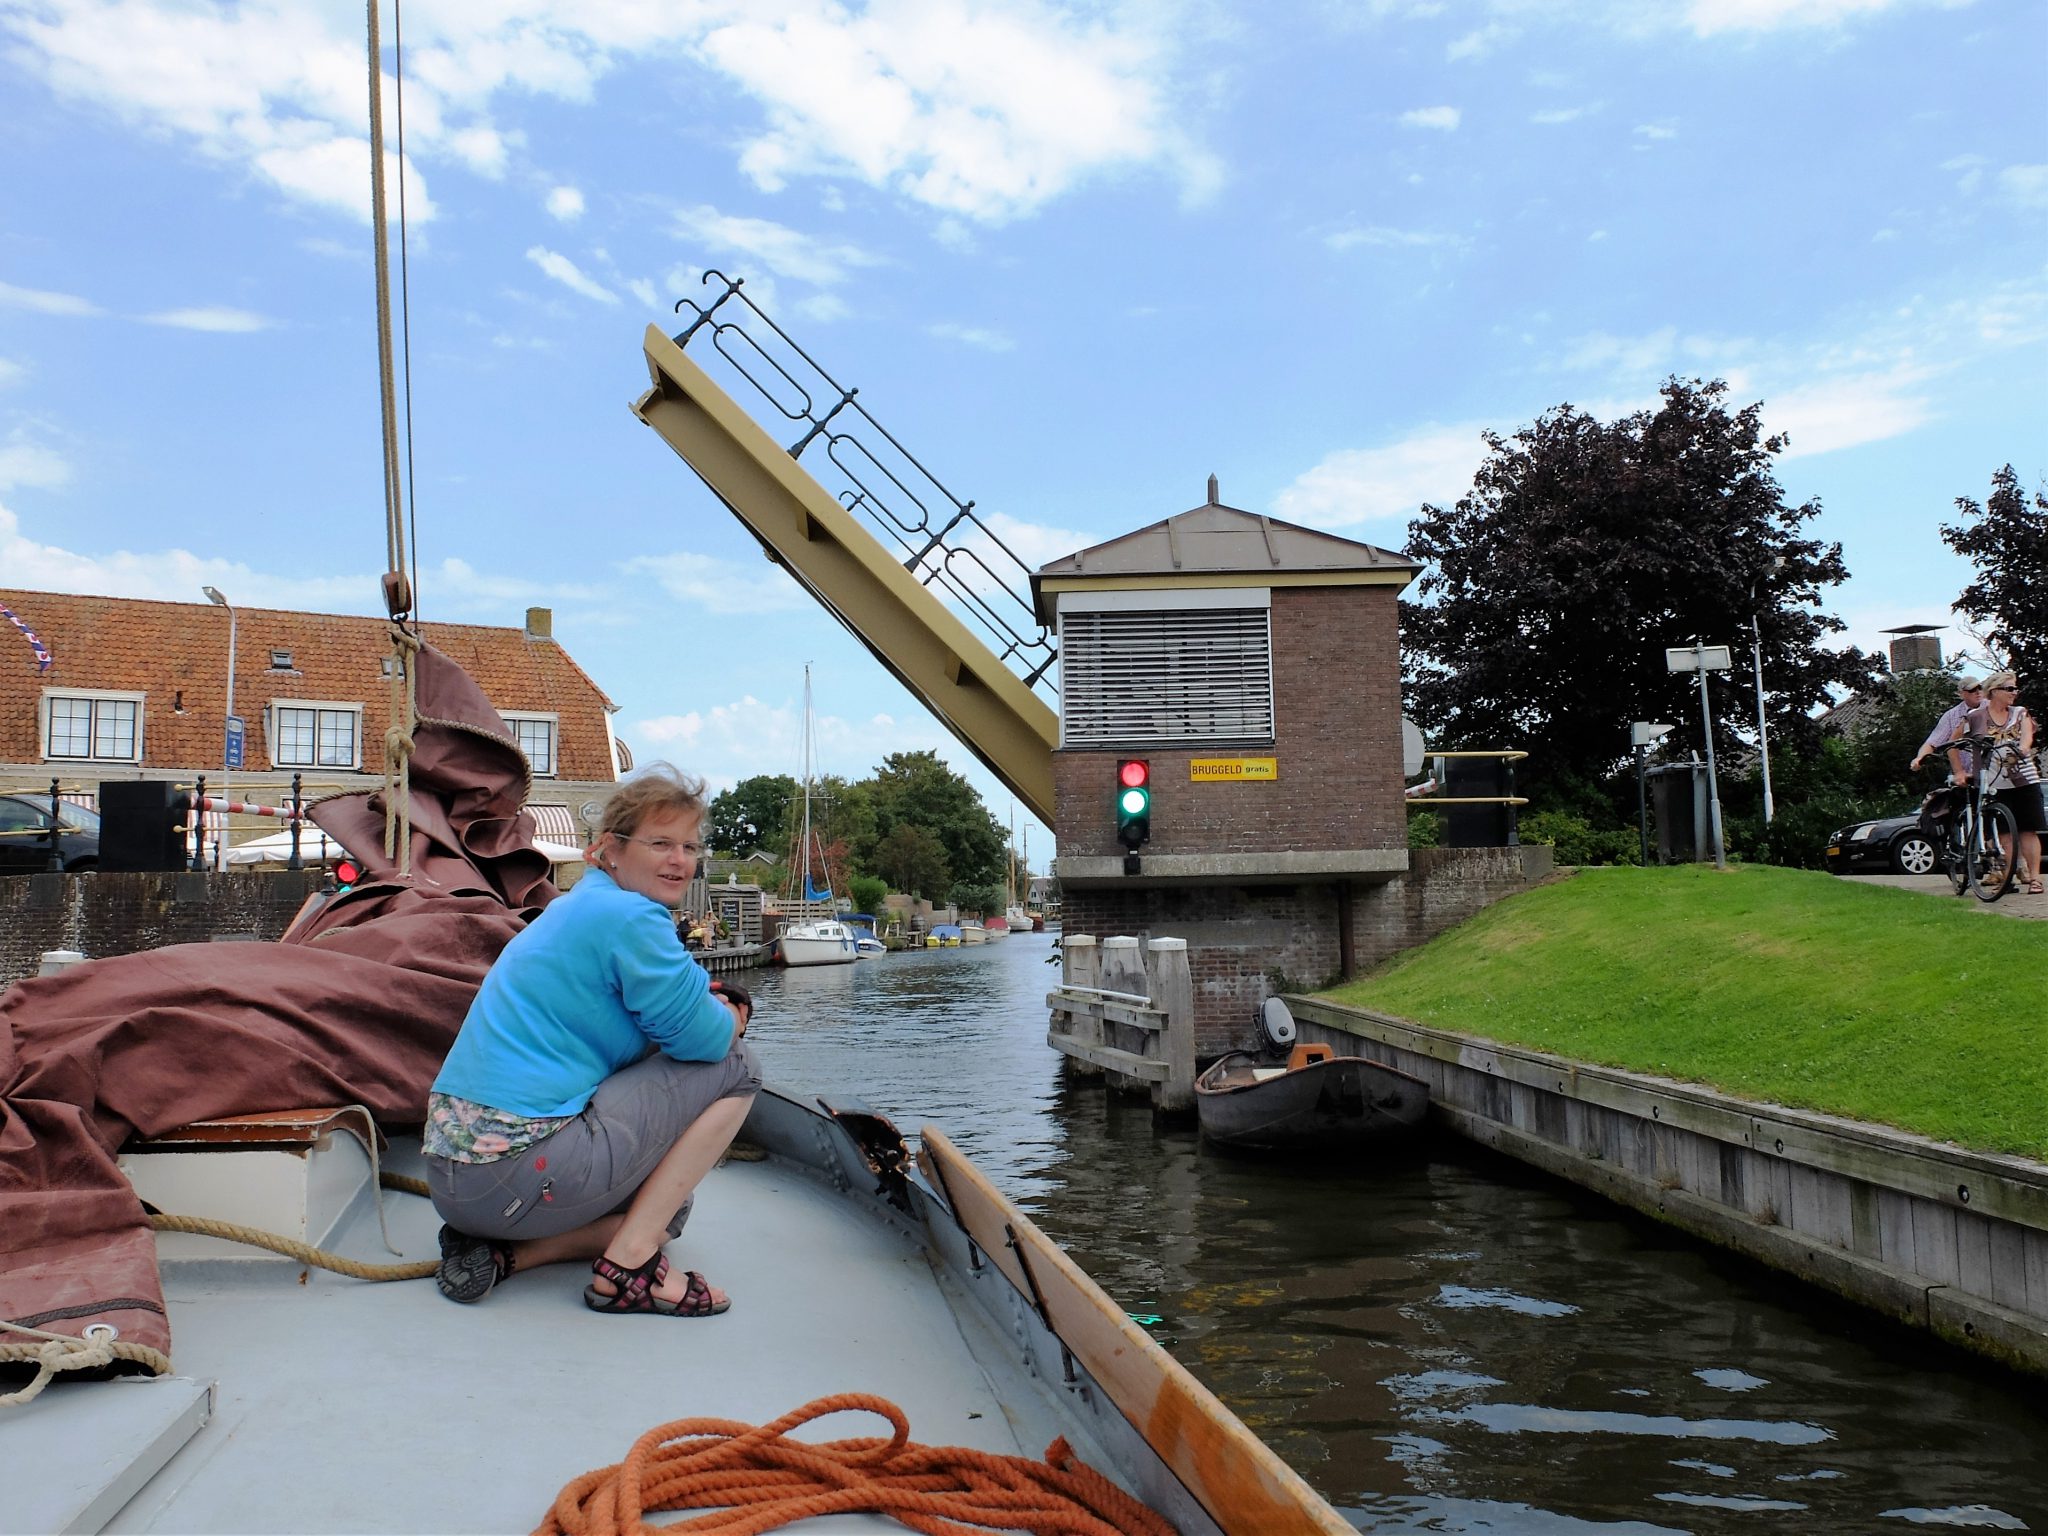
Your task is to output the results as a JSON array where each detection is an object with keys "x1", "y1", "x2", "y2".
[
  {"x1": 1115, "y1": 759, "x2": 1151, "y2": 850},
  {"x1": 333, "y1": 858, "x2": 362, "y2": 893}
]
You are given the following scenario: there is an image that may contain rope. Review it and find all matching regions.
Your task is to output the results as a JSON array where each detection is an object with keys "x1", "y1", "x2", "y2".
[
  {"x1": 0, "y1": 1320, "x2": 171, "y2": 1405},
  {"x1": 536, "y1": 1393, "x2": 1177, "y2": 1536},
  {"x1": 383, "y1": 619, "x2": 421, "y2": 872},
  {"x1": 146, "y1": 1168, "x2": 435, "y2": 1280}
]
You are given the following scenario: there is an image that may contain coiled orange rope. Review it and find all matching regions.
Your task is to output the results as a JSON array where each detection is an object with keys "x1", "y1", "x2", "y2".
[{"x1": 536, "y1": 1392, "x2": 1178, "y2": 1536}]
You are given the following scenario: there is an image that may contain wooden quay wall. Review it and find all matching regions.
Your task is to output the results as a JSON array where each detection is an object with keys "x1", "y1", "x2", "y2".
[{"x1": 1287, "y1": 997, "x2": 2048, "y2": 1378}]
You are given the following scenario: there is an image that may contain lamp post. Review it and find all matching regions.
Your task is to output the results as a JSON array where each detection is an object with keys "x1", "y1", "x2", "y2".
[
  {"x1": 1630, "y1": 722, "x2": 1674, "y2": 865},
  {"x1": 203, "y1": 586, "x2": 237, "y2": 872},
  {"x1": 1748, "y1": 557, "x2": 1785, "y2": 828}
]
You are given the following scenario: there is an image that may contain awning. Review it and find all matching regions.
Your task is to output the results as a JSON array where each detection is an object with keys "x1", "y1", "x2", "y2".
[{"x1": 526, "y1": 802, "x2": 581, "y2": 843}]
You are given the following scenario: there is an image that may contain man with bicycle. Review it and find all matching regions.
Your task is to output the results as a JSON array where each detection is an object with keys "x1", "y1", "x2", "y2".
[
  {"x1": 1948, "y1": 672, "x2": 2044, "y2": 896},
  {"x1": 1911, "y1": 675, "x2": 1982, "y2": 776}
]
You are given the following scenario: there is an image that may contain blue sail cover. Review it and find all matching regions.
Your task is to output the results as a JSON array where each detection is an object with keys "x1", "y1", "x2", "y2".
[{"x1": 805, "y1": 878, "x2": 833, "y2": 902}]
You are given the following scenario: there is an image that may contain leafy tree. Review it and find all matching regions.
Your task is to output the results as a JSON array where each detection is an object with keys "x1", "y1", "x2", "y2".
[
  {"x1": 949, "y1": 881, "x2": 1005, "y2": 919},
  {"x1": 1943, "y1": 466, "x2": 2048, "y2": 691},
  {"x1": 707, "y1": 774, "x2": 795, "y2": 856},
  {"x1": 866, "y1": 750, "x2": 1005, "y2": 886},
  {"x1": 875, "y1": 822, "x2": 950, "y2": 898},
  {"x1": 1402, "y1": 378, "x2": 1880, "y2": 811},
  {"x1": 815, "y1": 775, "x2": 879, "y2": 877},
  {"x1": 846, "y1": 873, "x2": 890, "y2": 914}
]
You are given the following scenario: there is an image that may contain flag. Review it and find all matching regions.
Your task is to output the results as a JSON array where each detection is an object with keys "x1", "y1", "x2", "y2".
[{"x1": 0, "y1": 602, "x2": 53, "y2": 672}]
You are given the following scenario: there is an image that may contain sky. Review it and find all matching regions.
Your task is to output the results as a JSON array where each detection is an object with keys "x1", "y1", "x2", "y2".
[{"x1": 2, "y1": 0, "x2": 2043, "y2": 863}]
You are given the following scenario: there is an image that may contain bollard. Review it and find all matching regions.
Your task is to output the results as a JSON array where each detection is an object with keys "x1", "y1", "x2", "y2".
[
  {"x1": 1058, "y1": 934, "x2": 1103, "y2": 1076},
  {"x1": 1145, "y1": 937, "x2": 1194, "y2": 1114},
  {"x1": 38, "y1": 950, "x2": 88, "y2": 977}
]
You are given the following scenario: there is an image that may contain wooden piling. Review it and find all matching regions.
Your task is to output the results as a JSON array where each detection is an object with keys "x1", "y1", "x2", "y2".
[
  {"x1": 1061, "y1": 934, "x2": 1103, "y2": 1077},
  {"x1": 1146, "y1": 938, "x2": 1195, "y2": 1114}
]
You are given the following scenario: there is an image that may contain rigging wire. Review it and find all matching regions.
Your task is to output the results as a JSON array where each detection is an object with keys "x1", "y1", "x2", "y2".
[{"x1": 393, "y1": 0, "x2": 421, "y2": 621}]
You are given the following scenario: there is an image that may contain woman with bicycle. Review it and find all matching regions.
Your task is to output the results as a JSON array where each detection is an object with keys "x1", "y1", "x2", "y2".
[{"x1": 1951, "y1": 672, "x2": 2044, "y2": 895}]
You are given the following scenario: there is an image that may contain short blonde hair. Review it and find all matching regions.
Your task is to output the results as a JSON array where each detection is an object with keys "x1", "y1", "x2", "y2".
[{"x1": 596, "y1": 763, "x2": 707, "y2": 843}]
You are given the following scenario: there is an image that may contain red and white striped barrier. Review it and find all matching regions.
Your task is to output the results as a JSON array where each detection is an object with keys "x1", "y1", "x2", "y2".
[{"x1": 196, "y1": 796, "x2": 310, "y2": 822}]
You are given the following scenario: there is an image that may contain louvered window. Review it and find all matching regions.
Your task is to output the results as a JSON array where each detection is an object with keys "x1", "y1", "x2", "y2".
[{"x1": 1060, "y1": 604, "x2": 1274, "y2": 747}]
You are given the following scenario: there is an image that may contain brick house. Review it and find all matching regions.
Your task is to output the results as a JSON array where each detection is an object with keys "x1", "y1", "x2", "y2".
[{"x1": 0, "y1": 589, "x2": 625, "y2": 845}]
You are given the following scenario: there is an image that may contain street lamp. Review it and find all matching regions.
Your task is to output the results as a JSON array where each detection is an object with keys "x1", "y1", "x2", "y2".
[
  {"x1": 1748, "y1": 557, "x2": 1785, "y2": 827},
  {"x1": 203, "y1": 586, "x2": 237, "y2": 872},
  {"x1": 1630, "y1": 721, "x2": 1674, "y2": 865}
]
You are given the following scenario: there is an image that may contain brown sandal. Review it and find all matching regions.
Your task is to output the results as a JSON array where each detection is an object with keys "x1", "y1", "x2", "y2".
[{"x1": 584, "y1": 1252, "x2": 730, "y2": 1317}]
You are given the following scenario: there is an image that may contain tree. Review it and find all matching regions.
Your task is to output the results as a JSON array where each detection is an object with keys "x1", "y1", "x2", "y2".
[
  {"x1": 875, "y1": 822, "x2": 950, "y2": 898},
  {"x1": 707, "y1": 774, "x2": 795, "y2": 856},
  {"x1": 846, "y1": 873, "x2": 890, "y2": 914},
  {"x1": 1401, "y1": 378, "x2": 1880, "y2": 809},
  {"x1": 1943, "y1": 466, "x2": 2048, "y2": 691},
  {"x1": 866, "y1": 750, "x2": 1005, "y2": 886},
  {"x1": 949, "y1": 881, "x2": 1004, "y2": 919}
]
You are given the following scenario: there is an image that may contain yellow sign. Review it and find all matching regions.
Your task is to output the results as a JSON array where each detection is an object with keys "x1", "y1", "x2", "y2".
[{"x1": 1189, "y1": 757, "x2": 1278, "y2": 782}]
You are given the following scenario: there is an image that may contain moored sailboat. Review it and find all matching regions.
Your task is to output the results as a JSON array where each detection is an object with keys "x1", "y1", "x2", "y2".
[{"x1": 774, "y1": 665, "x2": 856, "y2": 968}]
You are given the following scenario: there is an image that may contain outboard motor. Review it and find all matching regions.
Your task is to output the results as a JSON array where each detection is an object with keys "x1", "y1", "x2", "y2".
[{"x1": 1258, "y1": 996, "x2": 1298, "y2": 1059}]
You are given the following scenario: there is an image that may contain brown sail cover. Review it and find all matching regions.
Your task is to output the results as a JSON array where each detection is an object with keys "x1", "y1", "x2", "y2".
[{"x1": 0, "y1": 643, "x2": 562, "y2": 1370}]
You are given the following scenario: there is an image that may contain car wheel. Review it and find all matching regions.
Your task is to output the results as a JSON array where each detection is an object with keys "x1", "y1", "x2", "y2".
[{"x1": 1891, "y1": 834, "x2": 1938, "y2": 876}]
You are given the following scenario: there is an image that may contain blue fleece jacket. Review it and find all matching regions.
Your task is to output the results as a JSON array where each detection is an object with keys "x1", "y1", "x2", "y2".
[{"x1": 432, "y1": 868, "x2": 735, "y2": 1117}]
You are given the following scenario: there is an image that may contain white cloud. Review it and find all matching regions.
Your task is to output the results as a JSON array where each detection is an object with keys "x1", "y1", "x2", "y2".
[
  {"x1": 1997, "y1": 164, "x2": 2048, "y2": 210},
  {"x1": 1634, "y1": 121, "x2": 1679, "y2": 141},
  {"x1": 1531, "y1": 104, "x2": 1597, "y2": 125},
  {"x1": 524, "y1": 246, "x2": 619, "y2": 305},
  {"x1": 1325, "y1": 225, "x2": 1460, "y2": 251},
  {"x1": 6, "y1": 1, "x2": 1216, "y2": 229},
  {"x1": 546, "y1": 184, "x2": 586, "y2": 222},
  {"x1": 626, "y1": 277, "x2": 660, "y2": 310},
  {"x1": 0, "y1": 278, "x2": 102, "y2": 317},
  {"x1": 0, "y1": 358, "x2": 25, "y2": 388},
  {"x1": 620, "y1": 551, "x2": 813, "y2": 615},
  {"x1": 0, "y1": 434, "x2": 71, "y2": 492},
  {"x1": 1399, "y1": 105, "x2": 1461, "y2": 131},
  {"x1": 1767, "y1": 367, "x2": 1935, "y2": 458},
  {"x1": 1684, "y1": 0, "x2": 1915, "y2": 34},
  {"x1": 793, "y1": 292, "x2": 851, "y2": 323},
  {"x1": 143, "y1": 306, "x2": 270, "y2": 332},
  {"x1": 1447, "y1": 23, "x2": 1511, "y2": 60},
  {"x1": 927, "y1": 321, "x2": 1013, "y2": 351},
  {"x1": 1272, "y1": 424, "x2": 1493, "y2": 532},
  {"x1": 672, "y1": 205, "x2": 882, "y2": 287}
]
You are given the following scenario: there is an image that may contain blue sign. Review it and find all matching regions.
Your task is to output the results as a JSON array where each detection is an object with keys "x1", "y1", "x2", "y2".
[{"x1": 225, "y1": 715, "x2": 246, "y2": 770}]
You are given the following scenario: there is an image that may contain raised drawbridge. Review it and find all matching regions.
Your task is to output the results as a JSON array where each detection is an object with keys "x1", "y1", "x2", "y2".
[{"x1": 631, "y1": 275, "x2": 1058, "y2": 823}]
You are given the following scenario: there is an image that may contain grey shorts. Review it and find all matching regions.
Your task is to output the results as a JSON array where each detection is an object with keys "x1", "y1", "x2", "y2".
[{"x1": 426, "y1": 1040, "x2": 761, "y2": 1243}]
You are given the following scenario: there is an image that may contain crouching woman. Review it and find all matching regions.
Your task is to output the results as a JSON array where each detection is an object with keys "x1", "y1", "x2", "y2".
[{"x1": 425, "y1": 764, "x2": 760, "y2": 1316}]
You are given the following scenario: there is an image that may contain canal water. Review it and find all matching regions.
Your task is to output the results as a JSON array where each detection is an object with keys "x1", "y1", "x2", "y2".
[{"x1": 745, "y1": 933, "x2": 2048, "y2": 1534}]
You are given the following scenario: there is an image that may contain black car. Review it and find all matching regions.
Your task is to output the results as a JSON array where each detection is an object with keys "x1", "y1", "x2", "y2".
[
  {"x1": 0, "y1": 793, "x2": 101, "y2": 873},
  {"x1": 1824, "y1": 812, "x2": 1944, "y2": 877}
]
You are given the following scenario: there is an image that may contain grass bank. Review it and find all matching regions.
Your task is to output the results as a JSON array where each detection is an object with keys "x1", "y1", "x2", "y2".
[{"x1": 1319, "y1": 865, "x2": 2048, "y2": 1161}]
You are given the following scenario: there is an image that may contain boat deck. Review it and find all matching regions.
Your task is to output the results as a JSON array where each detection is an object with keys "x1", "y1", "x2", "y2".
[{"x1": 16, "y1": 1145, "x2": 1100, "y2": 1534}]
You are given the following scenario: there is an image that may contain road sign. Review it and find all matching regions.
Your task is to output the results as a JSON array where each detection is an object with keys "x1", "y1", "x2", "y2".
[
  {"x1": 225, "y1": 715, "x2": 246, "y2": 770},
  {"x1": 1630, "y1": 721, "x2": 1674, "y2": 747},
  {"x1": 1666, "y1": 644, "x2": 1733, "y2": 673}
]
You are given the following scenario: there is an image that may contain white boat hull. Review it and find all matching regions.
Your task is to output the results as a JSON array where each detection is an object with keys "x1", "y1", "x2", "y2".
[
  {"x1": 958, "y1": 923, "x2": 986, "y2": 945},
  {"x1": 779, "y1": 921, "x2": 857, "y2": 966}
]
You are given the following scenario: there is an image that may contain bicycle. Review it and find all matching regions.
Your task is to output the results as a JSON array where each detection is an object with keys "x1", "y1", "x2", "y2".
[{"x1": 1934, "y1": 734, "x2": 2023, "y2": 903}]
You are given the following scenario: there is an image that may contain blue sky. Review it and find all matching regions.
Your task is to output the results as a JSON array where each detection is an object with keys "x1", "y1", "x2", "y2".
[{"x1": 2, "y1": 0, "x2": 2042, "y2": 859}]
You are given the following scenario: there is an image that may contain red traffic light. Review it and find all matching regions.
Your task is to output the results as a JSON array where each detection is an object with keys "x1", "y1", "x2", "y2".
[
  {"x1": 1118, "y1": 759, "x2": 1150, "y2": 788},
  {"x1": 334, "y1": 858, "x2": 361, "y2": 888}
]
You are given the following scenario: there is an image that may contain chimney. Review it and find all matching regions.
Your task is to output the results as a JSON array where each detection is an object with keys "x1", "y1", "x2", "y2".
[
  {"x1": 525, "y1": 606, "x2": 552, "y2": 640},
  {"x1": 1881, "y1": 625, "x2": 1942, "y2": 673}
]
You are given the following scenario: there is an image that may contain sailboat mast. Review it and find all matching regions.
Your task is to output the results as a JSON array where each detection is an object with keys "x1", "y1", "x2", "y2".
[{"x1": 800, "y1": 664, "x2": 815, "y2": 904}]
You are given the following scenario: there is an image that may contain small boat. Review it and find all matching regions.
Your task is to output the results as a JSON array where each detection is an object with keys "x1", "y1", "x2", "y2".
[
  {"x1": 983, "y1": 914, "x2": 1010, "y2": 940},
  {"x1": 1195, "y1": 1035, "x2": 1429, "y2": 1153},
  {"x1": 925, "y1": 924, "x2": 962, "y2": 947},
  {"x1": 958, "y1": 920, "x2": 986, "y2": 944},
  {"x1": 777, "y1": 667, "x2": 855, "y2": 969}
]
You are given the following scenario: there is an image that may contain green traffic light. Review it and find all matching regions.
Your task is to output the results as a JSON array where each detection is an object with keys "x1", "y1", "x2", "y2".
[{"x1": 1120, "y1": 788, "x2": 1149, "y2": 815}]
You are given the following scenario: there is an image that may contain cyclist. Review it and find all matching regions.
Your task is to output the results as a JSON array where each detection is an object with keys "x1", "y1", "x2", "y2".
[
  {"x1": 1951, "y1": 672, "x2": 2044, "y2": 895},
  {"x1": 1910, "y1": 675, "x2": 1982, "y2": 775}
]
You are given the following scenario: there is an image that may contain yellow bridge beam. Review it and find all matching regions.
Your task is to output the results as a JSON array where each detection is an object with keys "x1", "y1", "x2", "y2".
[{"x1": 632, "y1": 324, "x2": 1059, "y2": 824}]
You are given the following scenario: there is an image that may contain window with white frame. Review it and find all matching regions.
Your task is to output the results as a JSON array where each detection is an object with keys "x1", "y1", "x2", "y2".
[
  {"x1": 269, "y1": 701, "x2": 362, "y2": 769},
  {"x1": 42, "y1": 690, "x2": 144, "y2": 762},
  {"x1": 1058, "y1": 590, "x2": 1275, "y2": 748},
  {"x1": 504, "y1": 713, "x2": 558, "y2": 777}
]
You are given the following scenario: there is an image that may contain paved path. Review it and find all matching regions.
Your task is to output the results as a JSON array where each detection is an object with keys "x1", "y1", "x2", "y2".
[{"x1": 1841, "y1": 871, "x2": 2048, "y2": 919}]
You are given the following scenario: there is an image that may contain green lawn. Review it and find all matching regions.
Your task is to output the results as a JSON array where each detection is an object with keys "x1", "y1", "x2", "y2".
[{"x1": 1318, "y1": 865, "x2": 2048, "y2": 1160}]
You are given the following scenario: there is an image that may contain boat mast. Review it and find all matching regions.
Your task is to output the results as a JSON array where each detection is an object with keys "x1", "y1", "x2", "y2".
[{"x1": 799, "y1": 664, "x2": 815, "y2": 908}]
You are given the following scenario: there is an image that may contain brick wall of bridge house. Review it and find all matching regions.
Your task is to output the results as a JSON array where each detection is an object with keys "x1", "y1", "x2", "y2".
[
  {"x1": 1052, "y1": 584, "x2": 1407, "y2": 1057},
  {"x1": 0, "y1": 870, "x2": 324, "y2": 987}
]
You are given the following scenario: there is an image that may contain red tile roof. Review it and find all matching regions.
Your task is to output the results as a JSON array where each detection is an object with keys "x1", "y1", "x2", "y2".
[{"x1": 0, "y1": 589, "x2": 617, "y2": 782}]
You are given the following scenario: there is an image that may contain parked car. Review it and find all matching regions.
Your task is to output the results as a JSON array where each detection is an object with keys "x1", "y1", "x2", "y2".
[
  {"x1": 1824, "y1": 812, "x2": 1943, "y2": 877},
  {"x1": 0, "y1": 793, "x2": 101, "y2": 873}
]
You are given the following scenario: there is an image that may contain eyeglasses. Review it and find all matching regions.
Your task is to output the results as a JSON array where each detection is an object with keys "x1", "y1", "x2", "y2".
[
  {"x1": 616, "y1": 836, "x2": 704, "y2": 858},
  {"x1": 1990, "y1": 685, "x2": 2018, "y2": 694}
]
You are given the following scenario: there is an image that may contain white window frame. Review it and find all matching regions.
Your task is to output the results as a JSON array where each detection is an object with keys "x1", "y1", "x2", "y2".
[
  {"x1": 267, "y1": 699, "x2": 364, "y2": 770},
  {"x1": 1056, "y1": 588, "x2": 1275, "y2": 749},
  {"x1": 503, "y1": 711, "x2": 560, "y2": 778},
  {"x1": 40, "y1": 689, "x2": 145, "y2": 763}
]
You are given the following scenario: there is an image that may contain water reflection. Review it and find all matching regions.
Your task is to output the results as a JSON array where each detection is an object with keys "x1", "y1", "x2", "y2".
[{"x1": 746, "y1": 935, "x2": 2048, "y2": 1534}]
